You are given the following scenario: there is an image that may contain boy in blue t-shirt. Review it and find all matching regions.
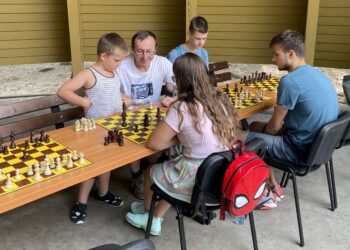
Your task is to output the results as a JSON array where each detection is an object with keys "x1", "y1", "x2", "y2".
[
  {"x1": 247, "y1": 30, "x2": 339, "y2": 210},
  {"x1": 167, "y1": 16, "x2": 209, "y2": 68}
]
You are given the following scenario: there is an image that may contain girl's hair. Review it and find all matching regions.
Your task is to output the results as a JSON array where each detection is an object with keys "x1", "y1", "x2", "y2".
[
  {"x1": 97, "y1": 32, "x2": 129, "y2": 57},
  {"x1": 189, "y1": 16, "x2": 208, "y2": 34},
  {"x1": 172, "y1": 53, "x2": 238, "y2": 148}
]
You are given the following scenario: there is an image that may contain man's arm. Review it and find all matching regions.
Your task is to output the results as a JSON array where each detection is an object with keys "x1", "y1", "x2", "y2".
[{"x1": 264, "y1": 104, "x2": 288, "y2": 135}]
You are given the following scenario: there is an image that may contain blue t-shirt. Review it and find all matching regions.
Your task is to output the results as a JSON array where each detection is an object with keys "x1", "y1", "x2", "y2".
[
  {"x1": 278, "y1": 64, "x2": 339, "y2": 148},
  {"x1": 167, "y1": 45, "x2": 209, "y2": 68}
]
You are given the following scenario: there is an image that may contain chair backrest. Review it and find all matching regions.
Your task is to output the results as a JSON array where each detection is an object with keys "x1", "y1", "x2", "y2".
[
  {"x1": 209, "y1": 61, "x2": 229, "y2": 75},
  {"x1": 340, "y1": 118, "x2": 350, "y2": 147},
  {"x1": 307, "y1": 111, "x2": 350, "y2": 167},
  {"x1": 191, "y1": 138, "x2": 267, "y2": 211},
  {"x1": 342, "y1": 75, "x2": 350, "y2": 105},
  {"x1": 0, "y1": 94, "x2": 84, "y2": 140}
]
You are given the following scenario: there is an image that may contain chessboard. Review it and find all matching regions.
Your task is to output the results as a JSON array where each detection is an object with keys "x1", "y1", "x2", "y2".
[
  {"x1": 0, "y1": 135, "x2": 92, "y2": 196},
  {"x1": 95, "y1": 107, "x2": 166, "y2": 144},
  {"x1": 218, "y1": 86, "x2": 271, "y2": 110},
  {"x1": 245, "y1": 77, "x2": 280, "y2": 92}
]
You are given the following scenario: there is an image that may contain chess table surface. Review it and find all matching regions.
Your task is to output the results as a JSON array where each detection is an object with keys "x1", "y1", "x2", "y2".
[
  {"x1": 0, "y1": 91, "x2": 276, "y2": 213},
  {"x1": 96, "y1": 107, "x2": 166, "y2": 144},
  {"x1": 0, "y1": 137, "x2": 92, "y2": 196}
]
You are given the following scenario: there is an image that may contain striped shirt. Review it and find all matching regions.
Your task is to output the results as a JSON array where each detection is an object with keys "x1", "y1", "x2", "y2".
[{"x1": 85, "y1": 67, "x2": 123, "y2": 119}]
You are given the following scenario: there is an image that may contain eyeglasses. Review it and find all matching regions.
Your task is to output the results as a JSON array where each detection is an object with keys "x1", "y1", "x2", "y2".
[{"x1": 134, "y1": 49, "x2": 156, "y2": 56}]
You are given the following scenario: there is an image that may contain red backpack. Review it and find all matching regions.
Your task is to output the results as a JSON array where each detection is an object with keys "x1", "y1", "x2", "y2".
[{"x1": 220, "y1": 141, "x2": 269, "y2": 220}]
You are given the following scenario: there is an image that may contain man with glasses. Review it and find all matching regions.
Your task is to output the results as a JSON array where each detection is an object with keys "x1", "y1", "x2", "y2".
[
  {"x1": 117, "y1": 30, "x2": 175, "y2": 109},
  {"x1": 117, "y1": 30, "x2": 176, "y2": 199}
]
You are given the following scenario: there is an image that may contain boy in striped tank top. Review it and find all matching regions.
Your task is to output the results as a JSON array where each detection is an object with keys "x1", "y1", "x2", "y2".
[{"x1": 57, "y1": 33, "x2": 131, "y2": 224}]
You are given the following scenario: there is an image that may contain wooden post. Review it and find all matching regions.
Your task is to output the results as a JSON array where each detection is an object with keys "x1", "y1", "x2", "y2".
[
  {"x1": 305, "y1": 0, "x2": 320, "y2": 65},
  {"x1": 186, "y1": 0, "x2": 197, "y2": 40},
  {"x1": 66, "y1": 0, "x2": 84, "y2": 76}
]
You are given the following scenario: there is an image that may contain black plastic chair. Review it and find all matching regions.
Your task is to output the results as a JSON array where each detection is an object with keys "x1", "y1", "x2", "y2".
[
  {"x1": 342, "y1": 75, "x2": 350, "y2": 105},
  {"x1": 89, "y1": 239, "x2": 156, "y2": 250},
  {"x1": 265, "y1": 111, "x2": 350, "y2": 247},
  {"x1": 145, "y1": 138, "x2": 267, "y2": 250}
]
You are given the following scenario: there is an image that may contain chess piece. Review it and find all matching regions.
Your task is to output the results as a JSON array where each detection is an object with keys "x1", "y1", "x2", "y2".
[
  {"x1": 0, "y1": 168, "x2": 2, "y2": 180},
  {"x1": 121, "y1": 117, "x2": 127, "y2": 127},
  {"x1": 234, "y1": 83, "x2": 238, "y2": 93},
  {"x1": 75, "y1": 120, "x2": 81, "y2": 131},
  {"x1": 78, "y1": 152, "x2": 85, "y2": 165},
  {"x1": 91, "y1": 119, "x2": 96, "y2": 129},
  {"x1": 33, "y1": 165, "x2": 42, "y2": 181},
  {"x1": 39, "y1": 130, "x2": 45, "y2": 141},
  {"x1": 104, "y1": 137, "x2": 109, "y2": 146},
  {"x1": 24, "y1": 140, "x2": 30, "y2": 149},
  {"x1": 10, "y1": 131, "x2": 15, "y2": 141},
  {"x1": 150, "y1": 103, "x2": 153, "y2": 109},
  {"x1": 156, "y1": 107, "x2": 162, "y2": 119},
  {"x1": 225, "y1": 84, "x2": 230, "y2": 95},
  {"x1": 34, "y1": 138, "x2": 40, "y2": 147},
  {"x1": 134, "y1": 124, "x2": 139, "y2": 133},
  {"x1": 118, "y1": 132, "x2": 124, "y2": 146},
  {"x1": 122, "y1": 102, "x2": 127, "y2": 112},
  {"x1": 10, "y1": 138, "x2": 16, "y2": 149},
  {"x1": 44, "y1": 134, "x2": 50, "y2": 143},
  {"x1": 72, "y1": 150, "x2": 78, "y2": 161},
  {"x1": 15, "y1": 168, "x2": 21, "y2": 180},
  {"x1": 40, "y1": 161, "x2": 46, "y2": 172},
  {"x1": 30, "y1": 131, "x2": 35, "y2": 143},
  {"x1": 3, "y1": 145, "x2": 9, "y2": 155},
  {"x1": 27, "y1": 165, "x2": 34, "y2": 176},
  {"x1": 144, "y1": 114, "x2": 149, "y2": 127},
  {"x1": 44, "y1": 165, "x2": 52, "y2": 176},
  {"x1": 50, "y1": 158, "x2": 56, "y2": 169},
  {"x1": 5, "y1": 173, "x2": 13, "y2": 189},
  {"x1": 0, "y1": 137, "x2": 3, "y2": 151},
  {"x1": 22, "y1": 149, "x2": 28, "y2": 160},
  {"x1": 61, "y1": 154, "x2": 67, "y2": 164},
  {"x1": 66, "y1": 154, "x2": 74, "y2": 168},
  {"x1": 83, "y1": 121, "x2": 89, "y2": 132},
  {"x1": 56, "y1": 157, "x2": 62, "y2": 172}
]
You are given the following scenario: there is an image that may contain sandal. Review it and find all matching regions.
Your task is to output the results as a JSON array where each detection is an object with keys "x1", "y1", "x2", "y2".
[
  {"x1": 90, "y1": 190, "x2": 124, "y2": 207},
  {"x1": 269, "y1": 184, "x2": 285, "y2": 202},
  {"x1": 70, "y1": 202, "x2": 87, "y2": 224}
]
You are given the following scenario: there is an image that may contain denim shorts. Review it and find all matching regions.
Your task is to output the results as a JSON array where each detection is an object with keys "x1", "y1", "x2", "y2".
[{"x1": 247, "y1": 132, "x2": 304, "y2": 165}]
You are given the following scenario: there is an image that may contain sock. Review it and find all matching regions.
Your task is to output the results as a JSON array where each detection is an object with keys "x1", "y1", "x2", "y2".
[{"x1": 132, "y1": 170, "x2": 143, "y2": 179}]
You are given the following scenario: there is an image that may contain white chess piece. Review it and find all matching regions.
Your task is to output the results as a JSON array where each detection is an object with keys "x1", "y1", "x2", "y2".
[
  {"x1": 44, "y1": 165, "x2": 52, "y2": 176},
  {"x1": 72, "y1": 150, "x2": 78, "y2": 161},
  {"x1": 75, "y1": 120, "x2": 81, "y2": 132},
  {"x1": 0, "y1": 168, "x2": 2, "y2": 180},
  {"x1": 78, "y1": 152, "x2": 85, "y2": 165},
  {"x1": 33, "y1": 165, "x2": 42, "y2": 181},
  {"x1": 56, "y1": 157, "x2": 62, "y2": 172},
  {"x1": 50, "y1": 158, "x2": 56, "y2": 169},
  {"x1": 27, "y1": 165, "x2": 34, "y2": 176},
  {"x1": 66, "y1": 155, "x2": 74, "y2": 168},
  {"x1": 15, "y1": 169, "x2": 21, "y2": 180},
  {"x1": 91, "y1": 119, "x2": 96, "y2": 129},
  {"x1": 5, "y1": 173, "x2": 13, "y2": 189},
  {"x1": 150, "y1": 103, "x2": 153, "y2": 109},
  {"x1": 61, "y1": 154, "x2": 67, "y2": 164}
]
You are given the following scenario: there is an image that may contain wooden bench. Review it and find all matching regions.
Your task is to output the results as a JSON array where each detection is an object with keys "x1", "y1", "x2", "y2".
[
  {"x1": 0, "y1": 94, "x2": 84, "y2": 141},
  {"x1": 209, "y1": 61, "x2": 232, "y2": 87}
]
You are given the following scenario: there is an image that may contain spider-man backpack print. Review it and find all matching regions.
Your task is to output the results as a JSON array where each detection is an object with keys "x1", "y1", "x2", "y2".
[{"x1": 220, "y1": 141, "x2": 269, "y2": 220}]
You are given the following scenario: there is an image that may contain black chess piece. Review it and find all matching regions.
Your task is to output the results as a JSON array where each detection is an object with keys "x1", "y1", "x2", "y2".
[
  {"x1": 10, "y1": 139, "x2": 16, "y2": 149},
  {"x1": 240, "y1": 87, "x2": 243, "y2": 93},
  {"x1": 122, "y1": 102, "x2": 127, "y2": 112},
  {"x1": 134, "y1": 124, "x2": 139, "y2": 133},
  {"x1": 225, "y1": 84, "x2": 230, "y2": 95},
  {"x1": 108, "y1": 130, "x2": 114, "y2": 141},
  {"x1": 121, "y1": 117, "x2": 127, "y2": 127},
  {"x1": 104, "y1": 137, "x2": 109, "y2": 146},
  {"x1": 24, "y1": 140, "x2": 30, "y2": 149},
  {"x1": 3, "y1": 145, "x2": 9, "y2": 155},
  {"x1": 156, "y1": 107, "x2": 162, "y2": 119},
  {"x1": 34, "y1": 138, "x2": 40, "y2": 147},
  {"x1": 30, "y1": 131, "x2": 35, "y2": 143},
  {"x1": 144, "y1": 114, "x2": 149, "y2": 127},
  {"x1": 10, "y1": 131, "x2": 15, "y2": 141},
  {"x1": 234, "y1": 83, "x2": 238, "y2": 93},
  {"x1": 39, "y1": 131, "x2": 45, "y2": 141},
  {"x1": 0, "y1": 137, "x2": 3, "y2": 151},
  {"x1": 44, "y1": 134, "x2": 50, "y2": 143},
  {"x1": 118, "y1": 132, "x2": 124, "y2": 146},
  {"x1": 22, "y1": 149, "x2": 28, "y2": 160}
]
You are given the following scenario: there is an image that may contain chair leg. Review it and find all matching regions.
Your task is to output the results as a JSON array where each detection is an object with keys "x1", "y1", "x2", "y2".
[
  {"x1": 329, "y1": 158, "x2": 338, "y2": 209},
  {"x1": 290, "y1": 171, "x2": 305, "y2": 247},
  {"x1": 280, "y1": 171, "x2": 289, "y2": 187},
  {"x1": 174, "y1": 206, "x2": 187, "y2": 250},
  {"x1": 248, "y1": 212, "x2": 258, "y2": 250},
  {"x1": 325, "y1": 162, "x2": 336, "y2": 211},
  {"x1": 145, "y1": 192, "x2": 158, "y2": 239}
]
